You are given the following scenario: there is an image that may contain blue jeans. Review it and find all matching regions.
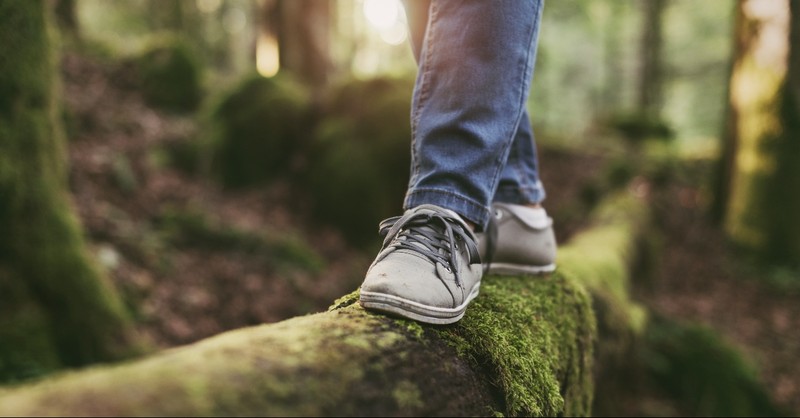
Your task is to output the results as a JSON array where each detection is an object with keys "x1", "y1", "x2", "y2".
[{"x1": 402, "y1": 0, "x2": 546, "y2": 230}]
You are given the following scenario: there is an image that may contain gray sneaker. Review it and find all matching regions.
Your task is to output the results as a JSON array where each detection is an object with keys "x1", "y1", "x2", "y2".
[
  {"x1": 478, "y1": 203, "x2": 557, "y2": 275},
  {"x1": 359, "y1": 204, "x2": 483, "y2": 325}
]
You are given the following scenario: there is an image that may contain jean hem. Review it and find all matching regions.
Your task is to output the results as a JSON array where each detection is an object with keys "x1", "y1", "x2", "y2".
[
  {"x1": 493, "y1": 182, "x2": 547, "y2": 205},
  {"x1": 404, "y1": 188, "x2": 491, "y2": 230}
]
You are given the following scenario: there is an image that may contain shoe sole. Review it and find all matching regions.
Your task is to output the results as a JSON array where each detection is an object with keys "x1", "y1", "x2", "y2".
[
  {"x1": 359, "y1": 282, "x2": 481, "y2": 325},
  {"x1": 485, "y1": 262, "x2": 556, "y2": 276}
]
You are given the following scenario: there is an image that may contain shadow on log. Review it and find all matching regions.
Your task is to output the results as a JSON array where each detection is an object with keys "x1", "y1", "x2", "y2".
[{"x1": 0, "y1": 191, "x2": 649, "y2": 416}]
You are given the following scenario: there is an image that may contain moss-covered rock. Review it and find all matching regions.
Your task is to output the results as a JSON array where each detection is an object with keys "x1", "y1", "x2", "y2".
[
  {"x1": 136, "y1": 36, "x2": 203, "y2": 112},
  {"x1": 205, "y1": 73, "x2": 310, "y2": 188},
  {"x1": 306, "y1": 76, "x2": 414, "y2": 246}
]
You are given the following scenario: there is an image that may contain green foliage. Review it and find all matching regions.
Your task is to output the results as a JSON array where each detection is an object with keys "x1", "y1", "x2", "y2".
[
  {"x1": 605, "y1": 158, "x2": 636, "y2": 188},
  {"x1": 306, "y1": 76, "x2": 414, "y2": 246},
  {"x1": 156, "y1": 206, "x2": 324, "y2": 273},
  {"x1": 136, "y1": 37, "x2": 203, "y2": 112},
  {"x1": 642, "y1": 318, "x2": 784, "y2": 417},
  {"x1": 609, "y1": 112, "x2": 675, "y2": 144},
  {"x1": 205, "y1": 73, "x2": 310, "y2": 188},
  {"x1": 530, "y1": 0, "x2": 732, "y2": 151},
  {"x1": 578, "y1": 157, "x2": 635, "y2": 209}
]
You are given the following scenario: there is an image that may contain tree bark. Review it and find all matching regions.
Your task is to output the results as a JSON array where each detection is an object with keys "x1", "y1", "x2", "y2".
[
  {"x1": 53, "y1": 0, "x2": 80, "y2": 40},
  {"x1": 0, "y1": 0, "x2": 139, "y2": 382},
  {"x1": 273, "y1": 0, "x2": 332, "y2": 89},
  {"x1": 0, "y1": 191, "x2": 650, "y2": 416},
  {"x1": 724, "y1": 0, "x2": 800, "y2": 263},
  {"x1": 637, "y1": 0, "x2": 667, "y2": 119},
  {"x1": 710, "y1": 2, "x2": 743, "y2": 224}
]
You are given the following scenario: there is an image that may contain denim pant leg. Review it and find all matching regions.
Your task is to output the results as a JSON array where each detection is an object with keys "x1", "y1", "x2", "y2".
[
  {"x1": 495, "y1": 108, "x2": 547, "y2": 205},
  {"x1": 402, "y1": 0, "x2": 544, "y2": 230}
]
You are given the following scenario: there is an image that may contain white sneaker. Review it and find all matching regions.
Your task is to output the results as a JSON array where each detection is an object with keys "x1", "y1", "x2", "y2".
[
  {"x1": 359, "y1": 204, "x2": 483, "y2": 325},
  {"x1": 477, "y1": 203, "x2": 557, "y2": 275}
]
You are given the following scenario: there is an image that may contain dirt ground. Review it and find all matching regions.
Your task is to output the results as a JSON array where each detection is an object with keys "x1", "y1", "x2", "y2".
[
  {"x1": 638, "y1": 169, "x2": 800, "y2": 414},
  {"x1": 62, "y1": 51, "x2": 798, "y2": 415}
]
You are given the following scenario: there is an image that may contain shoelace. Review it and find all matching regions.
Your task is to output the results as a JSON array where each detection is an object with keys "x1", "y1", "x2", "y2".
[{"x1": 376, "y1": 209, "x2": 479, "y2": 287}]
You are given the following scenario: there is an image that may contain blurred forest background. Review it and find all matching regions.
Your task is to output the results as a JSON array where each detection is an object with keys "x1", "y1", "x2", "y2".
[{"x1": 1, "y1": 0, "x2": 799, "y2": 416}]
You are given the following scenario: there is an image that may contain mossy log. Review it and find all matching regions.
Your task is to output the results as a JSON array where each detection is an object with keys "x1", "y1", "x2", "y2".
[{"x1": 0, "y1": 192, "x2": 649, "y2": 416}]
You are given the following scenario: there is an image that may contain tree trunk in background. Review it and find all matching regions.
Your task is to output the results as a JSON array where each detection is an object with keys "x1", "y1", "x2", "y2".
[
  {"x1": 602, "y1": 0, "x2": 627, "y2": 112},
  {"x1": 724, "y1": 0, "x2": 800, "y2": 264},
  {"x1": 637, "y1": 0, "x2": 666, "y2": 118},
  {"x1": 53, "y1": 0, "x2": 79, "y2": 40},
  {"x1": 273, "y1": 0, "x2": 332, "y2": 90},
  {"x1": 710, "y1": 2, "x2": 743, "y2": 225},
  {"x1": 0, "y1": 0, "x2": 139, "y2": 382}
]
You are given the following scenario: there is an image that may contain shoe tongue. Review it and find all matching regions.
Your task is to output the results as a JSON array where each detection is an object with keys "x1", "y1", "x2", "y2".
[{"x1": 409, "y1": 204, "x2": 474, "y2": 238}]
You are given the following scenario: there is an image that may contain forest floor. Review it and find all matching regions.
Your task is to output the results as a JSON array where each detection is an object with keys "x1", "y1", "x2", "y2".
[
  {"x1": 635, "y1": 165, "x2": 800, "y2": 414},
  {"x1": 62, "y1": 50, "x2": 798, "y2": 415}
]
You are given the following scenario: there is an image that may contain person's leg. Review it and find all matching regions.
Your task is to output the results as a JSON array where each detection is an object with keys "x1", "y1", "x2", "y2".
[
  {"x1": 403, "y1": 0, "x2": 544, "y2": 231},
  {"x1": 403, "y1": 0, "x2": 555, "y2": 275},
  {"x1": 494, "y1": 109, "x2": 546, "y2": 205},
  {"x1": 360, "y1": 0, "x2": 546, "y2": 324},
  {"x1": 482, "y1": 108, "x2": 557, "y2": 275},
  {"x1": 406, "y1": 1, "x2": 546, "y2": 210}
]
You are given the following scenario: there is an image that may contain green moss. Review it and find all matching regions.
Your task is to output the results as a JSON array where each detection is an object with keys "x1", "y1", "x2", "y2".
[
  {"x1": 0, "y1": 0, "x2": 140, "y2": 378},
  {"x1": 393, "y1": 380, "x2": 424, "y2": 410},
  {"x1": 156, "y1": 206, "x2": 324, "y2": 273},
  {"x1": 559, "y1": 192, "x2": 650, "y2": 335},
  {"x1": 325, "y1": 271, "x2": 597, "y2": 417},
  {"x1": 0, "y1": 268, "x2": 61, "y2": 383},
  {"x1": 0, "y1": 307, "x2": 422, "y2": 416},
  {"x1": 397, "y1": 317, "x2": 426, "y2": 341},
  {"x1": 434, "y1": 272, "x2": 595, "y2": 417},
  {"x1": 204, "y1": 73, "x2": 310, "y2": 188},
  {"x1": 305, "y1": 76, "x2": 415, "y2": 246},
  {"x1": 643, "y1": 318, "x2": 785, "y2": 417},
  {"x1": 137, "y1": 36, "x2": 203, "y2": 112},
  {"x1": 328, "y1": 289, "x2": 360, "y2": 311},
  {"x1": 605, "y1": 158, "x2": 636, "y2": 189}
]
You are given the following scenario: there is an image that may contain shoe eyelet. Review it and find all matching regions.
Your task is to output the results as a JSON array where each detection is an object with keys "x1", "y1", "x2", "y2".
[{"x1": 494, "y1": 209, "x2": 503, "y2": 220}]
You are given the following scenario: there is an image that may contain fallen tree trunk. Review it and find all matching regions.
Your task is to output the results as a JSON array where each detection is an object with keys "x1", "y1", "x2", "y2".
[{"x1": 0, "y1": 191, "x2": 649, "y2": 417}]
